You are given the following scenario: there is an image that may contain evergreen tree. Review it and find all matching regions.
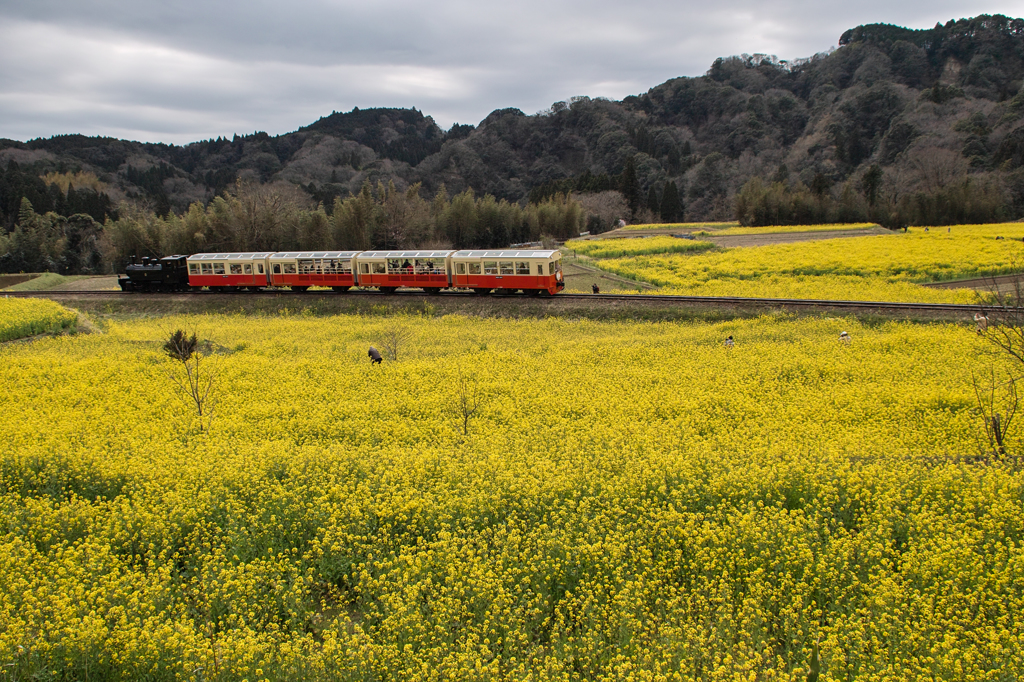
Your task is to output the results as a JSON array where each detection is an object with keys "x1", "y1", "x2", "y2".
[
  {"x1": 660, "y1": 181, "x2": 683, "y2": 222},
  {"x1": 861, "y1": 165, "x2": 883, "y2": 206},
  {"x1": 619, "y1": 157, "x2": 641, "y2": 219},
  {"x1": 646, "y1": 185, "x2": 659, "y2": 218}
]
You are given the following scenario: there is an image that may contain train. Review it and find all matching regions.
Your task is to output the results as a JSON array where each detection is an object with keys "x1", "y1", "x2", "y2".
[{"x1": 119, "y1": 249, "x2": 566, "y2": 295}]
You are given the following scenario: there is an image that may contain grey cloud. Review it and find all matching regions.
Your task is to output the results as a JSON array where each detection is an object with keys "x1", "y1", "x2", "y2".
[{"x1": 1, "y1": 0, "x2": 1021, "y2": 143}]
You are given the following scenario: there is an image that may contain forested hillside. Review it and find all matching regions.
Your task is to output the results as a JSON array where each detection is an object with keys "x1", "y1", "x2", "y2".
[{"x1": 2, "y1": 14, "x2": 1024, "y2": 272}]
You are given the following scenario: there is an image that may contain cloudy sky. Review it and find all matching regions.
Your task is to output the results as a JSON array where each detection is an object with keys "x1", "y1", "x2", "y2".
[{"x1": 1, "y1": 1, "x2": 1021, "y2": 145}]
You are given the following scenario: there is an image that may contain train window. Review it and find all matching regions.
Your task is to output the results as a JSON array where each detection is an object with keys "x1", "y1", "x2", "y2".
[
  {"x1": 243, "y1": 264, "x2": 252, "y2": 274},
  {"x1": 230, "y1": 264, "x2": 243, "y2": 274},
  {"x1": 298, "y1": 259, "x2": 314, "y2": 274},
  {"x1": 359, "y1": 263, "x2": 369, "y2": 274},
  {"x1": 456, "y1": 263, "x2": 466, "y2": 275},
  {"x1": 373, "y1": 263, "x2": 386, "y2": 274},
  {"x1": 283, "y1": 263, "x2": 297, "y2": 274},
  {"x1": 483, "y1": 261, "x2": 497, "y2": 275},
  {"x1": 213, "y1": 263, "x2": 226, "y2": 275},
  {"x1": 189, "y1": 263, "x2": 199, "y2": 274},
  {"x1": 415, "y1": 259, "x2": 438, "y2": 274},
  {"x1": 201, "y1": 263, "x2": 213, "y2": 274},
  {"x1": 469, "y1": 263, "x2": 481, "y2": 274},
  {"x1": 516, "y1": 261, "x2": 529, "y2": 275},
  {"x1": 499, "y1": 261, "x2": 514, "y2": 275},
  {"x1": 273, "y1": 263, "x2": 281, "y2": 274},
  {"x1": 258, "y1": 263, "x2": 264, "y2": 274},
  {"x1": 537, "y1": 264, "x2": 545, "y2": 275},
  {"x1": 340, "y1": 261, "x2": 352, "y2": 274}
]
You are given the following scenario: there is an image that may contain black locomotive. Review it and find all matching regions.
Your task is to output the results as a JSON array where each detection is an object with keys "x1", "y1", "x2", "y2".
[{"x1": 118, "y1": 255, "x2": 191, "y2": 292}]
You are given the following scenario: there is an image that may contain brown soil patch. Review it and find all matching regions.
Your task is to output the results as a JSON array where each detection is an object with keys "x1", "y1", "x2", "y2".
[
  {"x1": 561, "y1": 261, "x2": 657, "y2": 292},
  {"x1": 0, "y1": 274, "x2": 37, "y2": 288},
  {"x1": 52, "y1": 276, "x2": 122, "y2": 291}
]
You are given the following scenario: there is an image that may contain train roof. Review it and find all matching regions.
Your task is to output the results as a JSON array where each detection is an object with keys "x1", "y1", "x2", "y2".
[
  {"x1": 452, "y1": 250, "x2": 561, "y2": 258},
  {"x1": 269, "y1": 251, "x2": 360, "y2": 259},
  {"x1": 188, "y1": 252, "x2": 275, "y2": 260},
  {"x1": 358, "y1": 250, "x2": 455, "y2": 259}
]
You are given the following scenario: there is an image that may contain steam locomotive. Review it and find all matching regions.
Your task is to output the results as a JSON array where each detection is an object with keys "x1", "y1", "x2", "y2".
[{"x1": 119, "y1": 250, "x2": 565, "y2": 295}]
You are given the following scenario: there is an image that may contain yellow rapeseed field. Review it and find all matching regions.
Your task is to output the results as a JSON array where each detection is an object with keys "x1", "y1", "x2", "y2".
[
  {"x1": 1, "y1": 310, "x2": 1022, "y2": 680},
  {"x1": 566, "y1": 236, "x2": 716, "y2": 259},
  {"x1": 572, "y1": 223, "x2": 1024, "y2": 303},
  {"x1": 0, "y1": 297, "x2": 77, "y2": 342}
]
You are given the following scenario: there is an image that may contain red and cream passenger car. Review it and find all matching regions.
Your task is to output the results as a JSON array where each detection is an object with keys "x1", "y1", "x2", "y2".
[
  {"x1": 268, "y1": 252, "x2": 359, "y2": 292},
  {"x1": 186, "y1": 252, "x2": 273, "y2": 290},
  {"x1": 354, "y1": 250, "x2": 453, "y2": 294},
  {"x1": 450, "y1": 250, "x2": 564, "y2": 295}
]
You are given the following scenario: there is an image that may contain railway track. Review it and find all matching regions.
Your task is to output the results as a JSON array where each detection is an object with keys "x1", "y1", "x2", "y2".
[{"x1": 3, "y1": 288, "x2": 987, "y2": 316}]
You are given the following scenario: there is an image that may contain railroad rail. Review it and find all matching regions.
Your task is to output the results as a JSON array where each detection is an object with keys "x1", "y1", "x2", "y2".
[{"x1": 2, "y1": 288, "x2": 989, "y2": 316}]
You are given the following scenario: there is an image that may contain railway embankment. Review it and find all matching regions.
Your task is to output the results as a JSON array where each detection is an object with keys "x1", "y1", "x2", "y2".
[{"x1": 6, "y1": 288, "x2": 985, "y2": 324}]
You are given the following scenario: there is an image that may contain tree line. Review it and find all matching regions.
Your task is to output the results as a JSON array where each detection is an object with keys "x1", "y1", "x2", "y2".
[
  {"x1": 0, "y1": 180, "x2": 586, "y2": 275},
  {"x1": 735, "y1": 152, "x2": 1023, "y2": 228}
]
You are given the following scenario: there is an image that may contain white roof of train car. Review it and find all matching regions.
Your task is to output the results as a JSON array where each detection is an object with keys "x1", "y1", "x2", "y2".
[
  {"x1": 269, "y1": 251, "x2": 360, "y2": 259},
  {"x1": 188, "y1": 252, "x2": 274, "y2": 260},
  {"x1": 452, "y1": 250, "x2": 560, "y2": 258},
  {"x1": 358, "y1": 250, "x2": 455, "y2": 259}
]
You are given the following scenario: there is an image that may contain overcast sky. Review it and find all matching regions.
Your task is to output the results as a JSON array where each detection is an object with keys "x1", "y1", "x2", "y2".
[{"x1": 1, "y1": 1, "x2": 1021, "y2": 145}]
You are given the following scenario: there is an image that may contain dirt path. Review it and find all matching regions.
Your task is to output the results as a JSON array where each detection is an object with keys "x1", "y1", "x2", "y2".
[
  {"x1": 704, "y1": 227, "x2": 891, "y2": 248},
  {"x1": 585, "y1": 226, "x2": 892, "y2": 247}
]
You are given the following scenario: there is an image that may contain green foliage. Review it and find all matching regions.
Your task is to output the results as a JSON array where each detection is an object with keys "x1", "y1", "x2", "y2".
[
  {"x1": 660, "y1": 180, "x2": 683, "y2": 222},
  {"x1": 736, "y1": 173, "x2": 1009, "y2": 228},
  {"x1": 163, "y1": 329, "x2": 198, "y2": 362},
  {"x1": 619, "y1": 157, "x2": 641, "y2": 218}
]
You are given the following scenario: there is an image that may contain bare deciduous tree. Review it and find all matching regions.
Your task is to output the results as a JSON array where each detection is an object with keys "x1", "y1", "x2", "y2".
[
  {"x1": 450, "y1": 368, "x2": 483, "y2": 437},
  {"x1": 974, "y1": 274, "x2": 1024, "y2": 462},
  {"x1": 972, "y1": 368, "x2": 1018, "y2": 460},
  {"x1": 380, "y1": 323, "x2": 412, "y2": 361},
  {"x1": 164, "y1": 328, "x2": 217, "y2": 432}
]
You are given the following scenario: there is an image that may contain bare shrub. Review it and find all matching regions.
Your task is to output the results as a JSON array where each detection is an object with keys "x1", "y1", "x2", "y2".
[
  {"x1": 450, "y1": 368, "x2": 483, "y2": 437},
  {"x1": 380, "y1": 322, "x2": 413, "y2": 361},
  {"x1": 164, "y1": 328, "x2": 217, "y2": 432},
  {"x1": 575, "y1": 191, "x2": 630, "y2": 233}
]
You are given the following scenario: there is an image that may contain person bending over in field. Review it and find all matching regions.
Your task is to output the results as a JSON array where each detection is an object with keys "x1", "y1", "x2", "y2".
[
  {"x1": 724, "y1": 335, "x2": 734, "y2": 348},
  {"x1": 368, "y1": 346, "x2": 382, "y2": 364},
  {"x1": 592, "y1": 283, "x2": 600, "y2": 294},
  {"x1": 839, "y1": 331, "x2": 851, "y2": 345}
]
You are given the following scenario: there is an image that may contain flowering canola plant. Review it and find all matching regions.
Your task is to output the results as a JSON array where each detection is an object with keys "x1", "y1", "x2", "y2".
[
  {"x1": 573, "y1": 223, "x2": 1024, "y2": 303},
  {"x1": 0, "y1": 297, "x2": 77, "y2": 342},
  {"x1": 0, "y1": 311, "x2": 1022, "y2": 680}
]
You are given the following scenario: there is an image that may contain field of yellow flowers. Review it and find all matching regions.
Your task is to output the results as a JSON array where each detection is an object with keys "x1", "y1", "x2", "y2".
[
  {"x1": 1, "y1": 305, "x2": 1022, "y2": 681},
  {"x1": 569, "y1": 223, "x2": 1024, "y2": 303},
  {"x1": 0, "y1": 297, "x2": 77, "y2": 342},
  {"x1": 567, "y1": 236, "x2": 716, "y2": 259}
]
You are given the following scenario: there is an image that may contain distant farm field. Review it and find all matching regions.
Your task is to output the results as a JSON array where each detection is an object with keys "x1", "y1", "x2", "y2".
[
  {"x1": 569, "y1": 223, "x2": 1024, "y2": 302},
  {"x1": 0, "y1": 297, "x2": 77, "y2": 342},
  {"x1": 2, "y1": 310, "x2": 1022, "y2": 679}
]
